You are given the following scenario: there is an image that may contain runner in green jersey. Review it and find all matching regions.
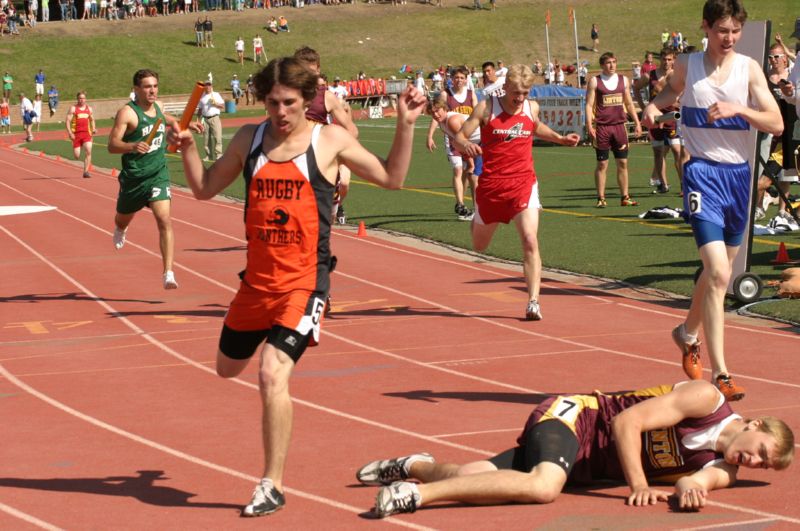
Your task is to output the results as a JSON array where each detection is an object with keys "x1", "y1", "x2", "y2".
[{"x1": 108, "y1": 69, "x2": 184, "y2": 290}]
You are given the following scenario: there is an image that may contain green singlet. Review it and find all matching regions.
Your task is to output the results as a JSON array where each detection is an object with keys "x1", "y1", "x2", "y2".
[{"x1": 116, "y1": 101, "x2": 171, "y2": 215}]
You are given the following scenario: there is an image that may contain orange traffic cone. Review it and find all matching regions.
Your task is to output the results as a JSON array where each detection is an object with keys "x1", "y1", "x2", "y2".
[
  {"x1": 771, "y1": 242, "x2": 791, "y2": 264},
  {"x1": 23, "y1": 147, "x2": 29, "y2": 154},
  {"x1": 55, "y1": 155, "x2": 61, "y2": 161},
  {"x1": 111, "y1": 168, "x2": 117, "y2": 177},
  {"x1": 357, "y1": 221, "x2": 367, "y2": 237},
  {"x1": 39, "y1": 151, "x2": 45, "y2": 157}
]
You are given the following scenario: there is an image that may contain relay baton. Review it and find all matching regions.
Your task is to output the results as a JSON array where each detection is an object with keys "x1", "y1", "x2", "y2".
[
  {"x1": 655, "y1": 111, "x2": 680, "y2": 124},
  {"x1": 143, "y1": 118, "x2": 163, "y2": 146},
  {"x1": 166, "y1": 81, "x2": 205, "y2": 153}
]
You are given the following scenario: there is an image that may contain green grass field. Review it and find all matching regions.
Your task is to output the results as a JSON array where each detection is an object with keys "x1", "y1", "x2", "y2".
[
  {"x1": 27, "y1": 117, "x2": 800, "y2": 324},
  {"x1": 3, "y1": 0, "x2": 795, "y2": 102},
  {"x1": 10, "y1": 0, "x2": 800, "y2": 324}
]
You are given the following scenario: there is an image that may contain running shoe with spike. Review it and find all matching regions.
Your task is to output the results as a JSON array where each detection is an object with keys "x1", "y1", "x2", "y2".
[
  {"x1": 715, "y1": 373, "x2": 745, "y2": 402},
  {"x1": 357, "y1": 453, "x2": 434, "y2": 486},
  {"x1": 242, "y1": 478, "x2": 285, "y2": 517},
  {"x1": 525, "y1": 299, "x2": 542, "y2": 321},
  {"x1": 672, "y1": 325, "x2": 703, "y2": 380},
  {"x1": 374, "y1": 482, "x2": 420, "y2": 518}
]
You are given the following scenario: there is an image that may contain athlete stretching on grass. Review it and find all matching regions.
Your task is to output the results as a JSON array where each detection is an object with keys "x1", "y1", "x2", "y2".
[
  {"x1": 170, "y1": 57, "x2": 427, "y2": 517},
  {"x1": 455, "y1": 64, "x2": 580, "y2": 321},
  {"x1": 358, "y1": 380, "x2": 794, "y2": 517},
  {"x1": 643, "y1": 0, "x2": 783, "y2": 401}
]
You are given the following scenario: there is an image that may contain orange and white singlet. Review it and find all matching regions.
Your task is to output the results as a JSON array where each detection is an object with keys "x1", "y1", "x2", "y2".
[{"x1": 242, "y1": 122, "x2": 335, "y2": 294}]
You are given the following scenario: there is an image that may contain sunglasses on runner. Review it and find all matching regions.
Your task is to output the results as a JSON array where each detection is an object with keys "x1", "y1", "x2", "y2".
[{"x1": 768, "y1": 54, "x2": 785, "y2": 59}]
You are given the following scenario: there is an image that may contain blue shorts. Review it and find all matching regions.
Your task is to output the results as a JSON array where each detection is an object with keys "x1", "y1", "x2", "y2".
[
  {"x1": 683, "y1": 157, "x2": 751, "y2": 247},
  {"x1": 473, "y1": 155, "x2": 483, "y2": 177}
]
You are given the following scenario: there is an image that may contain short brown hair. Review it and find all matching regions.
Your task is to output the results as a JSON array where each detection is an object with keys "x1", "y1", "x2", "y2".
[
  {"x1": 293, "y1": 45, "x2": 321, "y2": 68},
  {"x1": 253, "y1": 57, "x2": 319, "y2": 103},
  {"x1": 132, "y1": 69, "x2": 159, "y2": 87},
  {"x1": 702, "y1": 0, "x2": 747, "y2": 28}
]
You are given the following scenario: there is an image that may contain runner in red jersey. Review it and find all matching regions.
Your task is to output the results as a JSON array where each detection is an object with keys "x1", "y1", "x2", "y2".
[
  {"x1": 455, "y1": 64, "x2": 580, "y2": 321},
  {"x1": 171, "y1": 56, "x2": 427, "y2": 518},
  {"x1": 357, "y1": 380, "x2": 794, "y2": 518},
  {"x1": 65, "y1": 91, "x2": 97, "y2": 178}
]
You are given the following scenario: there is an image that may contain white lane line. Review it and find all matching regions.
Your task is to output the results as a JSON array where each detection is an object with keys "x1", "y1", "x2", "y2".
[
  {"x1": 0, "y1": 501, "x2": 64, "y2": 531},
  {"x1": 0, "y1": 365, "x2": 432, "y2": 531}
]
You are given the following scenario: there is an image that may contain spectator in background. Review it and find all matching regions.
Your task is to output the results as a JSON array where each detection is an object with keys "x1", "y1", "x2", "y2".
[
  {"x1": 59, "y1": 0, "x2": 68, "y2": 21},
  {"x1": 48, "y1": 85, "x2": 59, "y2": 116},
  {"x1": 330, "y1": 76, "x2": 348, "y2": 100},
  {"x1": 32, "y1": 94, "x2": 42, "y2": 132},
  {"x1": 641, "y1": 52, "x2": 657, "y2": 78},
  {"x1": 253, "y1": 33, "x2": 266, "y2": 64},
  {"x1": 590, "y1": 22, "x2": 599, "y2": 52},
  {"x1": 267, "y1": 16, "x2": 278, "y2": 34},
  {"x1": 234, "y1": 35, "x2": 245, "y2": 65},
  {"x1": 278, "y1": 14, "x2": 288, "y2": 32},
  {"x1": 203, "y1": 16, "x2": 214, "y2": 48},
  {"x1": 19, "y1": 92, "x2": 34, "y2": 142},
  {"x1": 578, "y1": 62, "x2": 588, "y2": 88},
  {"x1": 661, "y1": 28, "x2": 670, "y2": 48},
  {"x1": 2, "y1": 71, "x2": 13, "y2": 100},
  {"x1": 230, "y1": 73, "x2": 242, "y2": 104},
  {"x1": 34, "y1": 69, "x2": 45, "y2": 97},
  {"x1": 196, "y1": 80, "x2": 224, "y2": 162},
  {"x1": 194, "y1": 17, "x2": 204, "y2": 47},
  {"x1": 413, "y1": 71, "x2": 428, "y2": 96},
  {"x1": 42, "y1": 0, "x2": 49, "y2": 22},
  {"x1": 245, "y1": 73, "x2": 255, "y2": 105},
  {"x1": 495, "y1": 60, "x2": 508, "y2": 77},
  {"x1": 0, "y1": 97, "x2": 10, "y2": 135}
]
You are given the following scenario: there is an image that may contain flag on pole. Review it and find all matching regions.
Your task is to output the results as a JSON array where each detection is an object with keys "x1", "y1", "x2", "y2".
[
  {"x1": 545, "y1": 9, "x2": 551, "y2": 26},
  {"x1": 568, "y1": 7, "x2": 574, "y2": 24}
]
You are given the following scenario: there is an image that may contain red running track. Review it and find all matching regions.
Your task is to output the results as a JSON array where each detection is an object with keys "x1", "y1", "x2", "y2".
[{"x1": 1, "y1": 142, "x2": 799, "y2": 530}]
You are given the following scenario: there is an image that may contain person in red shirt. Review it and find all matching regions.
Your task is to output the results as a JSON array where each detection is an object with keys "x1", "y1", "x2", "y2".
[
  {"x1": 66, "y1": 91, "x2": 97, "y2": 178},
  {"x1": 455, "y1": 64, "x2": 580, "y2": 321}
]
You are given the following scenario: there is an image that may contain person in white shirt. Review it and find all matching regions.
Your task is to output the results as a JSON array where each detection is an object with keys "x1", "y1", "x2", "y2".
[
  {"x1": 197, "y1": 81, "x2": 225, "y2": 161},
  {"x1": 413, "y1": 71, "x2": 428, "y2": 96},
  {"x1": 19, "y1": 93, "x2": 34, "y2": 142},
  {"x1": 495, "y1": 60, "x2": 508, "y2": 77},
  {"x1": 235, "y1": 36, "x2": 245, "y2": 66},
  {"x1": 328, "y1": 76, "x2": 348, "y2": 100},
  {"x1": 253, "y1": 34, "x2": 266, "y2": 64}
]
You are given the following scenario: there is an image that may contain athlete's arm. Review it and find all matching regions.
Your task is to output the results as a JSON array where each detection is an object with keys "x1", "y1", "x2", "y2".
[
  {"x1": 173, "y1": 123, "x2": 252, "y2": 200},
  {"x1": 622, "y1": 76, "x2": 642, "y2": 137},
  {"x1": 89, "y1": 107, "x2": 96, "y2": 135},
  {"x1": 584, "y1": 76, "x2": 597, "y2": 139},
  {"x1": 325, "y1": 90, "x2": 358, "y2": 138},
  {"x1": 334, "y1": 86, "x2": 426, "y2": 189},
  {"x1": 708, "y1": 58, "x2": 781, "y2": 136},
  {"x1": 529, "y1": 100, "x2": 580, "y2": 146},
  {"x1": 65, "y1": 106, "x2": 76, "y2": 139},
  {"x1": 643, "y1": 55, "x2": 687, "y2": 128},
  {"x1": 611, "y1": 380, "x2": 721, "y2": 508},
  {"x1": 632, "y1": 75, "x2": 649, "y2": 109},
  {"x1": 107, "y1": 105, "x2": 147, "y2": 154},
  {"x1": 454, "y1": 99, "x2": 488, "y2": 158},
  {"x1": 426, "y1": 92, "x2": 447, "y2": 151},
  {"x1": 673, "y1": 462, "x2": 737, "y2": 511}
]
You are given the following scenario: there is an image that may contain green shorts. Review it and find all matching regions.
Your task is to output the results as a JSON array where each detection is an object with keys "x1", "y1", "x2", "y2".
[{"x1": 116, "y1": 166, "x2": 171, "y2": 214}]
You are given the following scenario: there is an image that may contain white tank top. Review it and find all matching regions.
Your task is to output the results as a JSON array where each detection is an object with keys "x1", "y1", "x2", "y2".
[{"x1": 680, "y1": 52, "x2": 752, "y2": 164}]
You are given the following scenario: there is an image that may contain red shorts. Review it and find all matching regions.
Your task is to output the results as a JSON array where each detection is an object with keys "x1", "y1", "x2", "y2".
[
  {"x1": 255, "y1": 47, "x2": 263, "y2": 54},
  {"x1": 475, "y1": 178, "x2": 540, "y2": 225},
  {"x1": 593, "y1": 123, "x2": 628, "y2": 152},
  {"x1": 224, "y1": 282, "x2": 325, "y2": 345},
  {"x1": 72, "y1": 131, "x2": 92, "y2": 149}
]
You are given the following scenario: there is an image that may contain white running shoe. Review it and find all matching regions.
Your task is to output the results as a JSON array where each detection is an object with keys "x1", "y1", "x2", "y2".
[
  {"x1": 357, "y1": 453, "x2": 434, "y2": 486},
  {"x1": 525, "y1": 300, "x2": 542, "y2": 321},
  {"x1": 242, "y1": 477, "x2": 285, "y2": 517},
  {"x1": 113, "y1": 227, "x2": 127, "y2": 250},
  {"x1": 374, "y1": 482, "x2": 420, "y2": 518},
  {"x1": 163, "y1": 270, "x2": 178, "y2": 290}
]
